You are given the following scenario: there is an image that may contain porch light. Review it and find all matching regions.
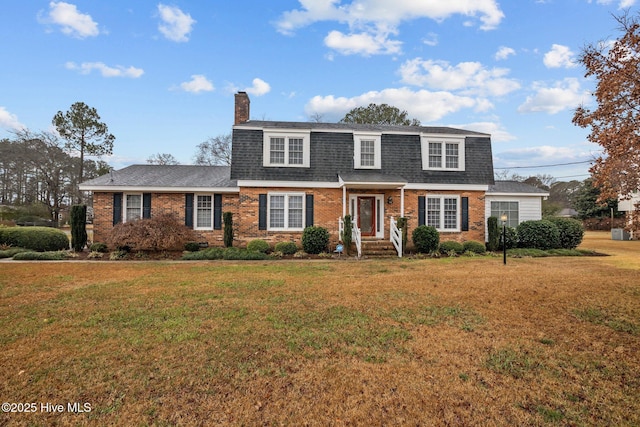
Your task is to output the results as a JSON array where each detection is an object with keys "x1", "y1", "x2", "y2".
[
  {"x1": 387, "y1": 196, "x2": 393, "y2": 205},
  {"x1": 500, "y1": 213, "x2": 508, "y2": 265}
]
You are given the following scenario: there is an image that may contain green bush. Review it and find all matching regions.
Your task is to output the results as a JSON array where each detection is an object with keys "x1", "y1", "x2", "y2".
[
  {"x1": 224, "y1": 212, "x2": 233, "y2": 248},
  {"x1": 247, "y1": 239, "x2": 270, "y2": 253},
  {"x1": 439, "y1": 241, "x2": 464, "y2": 255},
  {"x1": 548, "y1": 217, "x2": 584, "y2": 249},
  {"x1": 500, "y1": 226, "x2": 518, "y2": 250},
  {"x1": 517, "y1": 220, "x2": 560, "y2": 250},
  {"x1": 184, "y1": 241, "x2": 201, "y2": 252},
  {"x1": 182, "y1": 247, "x2": 225, "y2": 260},
  {"x1": 13, "y1": 251, "x2": 68, "y2": 260},
  {"x1": 90, "y1": 242, "x2": 108, "y2": 253},
  {"x1": 0, "y1": 226, "x2": 69, "y2": 251},
  {"x1": 0, "y1": 248, "x2": 29, "y2": 258},
  {"x1": 302, "y1": 226, "x2": 330, "y2": 254},
  {"x1": 274, "y1": 241, "x2": 298, "y2": 255},
  {"x1": 411, "y1": 225, "x2": 439, "y2": 253},
  {"x1": 223, "y1": 247, "x2": 269, "y2": 260},
  {"x1": 341, "y1": 215, "x2": 353, "y2": 255},
  {"x1": 487, "y1": 216, "x2": 500, "y2": 251},
  {"x1": 70, "y1": 204, "x2": 88, "y2": 251},
  {"x1": 463, "y1": 240, "x2": 486, "y2": 254}
]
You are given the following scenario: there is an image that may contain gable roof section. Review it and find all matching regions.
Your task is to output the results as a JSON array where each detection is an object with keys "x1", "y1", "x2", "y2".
[
  {"x1": 488, "y1": 181, "x2": 549, "y2": 196},
  {"x1": 79, "y1": 165, "x2": 238, "y2": 192}
]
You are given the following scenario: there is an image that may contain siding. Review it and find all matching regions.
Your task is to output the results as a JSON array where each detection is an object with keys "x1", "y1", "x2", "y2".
[{"x1": 484, "y1": 195, "x2": 543, "y2": 238}]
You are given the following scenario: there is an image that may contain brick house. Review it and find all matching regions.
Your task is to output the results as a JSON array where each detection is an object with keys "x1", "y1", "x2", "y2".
[{"x1": 80, "y1": 92, "x2": 547, "y2": 254}]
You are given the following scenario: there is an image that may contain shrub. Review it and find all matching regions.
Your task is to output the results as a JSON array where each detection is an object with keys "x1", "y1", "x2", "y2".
[
  {"x1": 397, "y1": 217, "x2": 408, "y2": 256},
  {"x1": 487, "y1": 216, "x2": 500, "y2": 252},
  {"x1": 548, "y1": 217, "x2": 584, "y2": 249},
  {"x1": 463, "y1": 240, "x2": 486, "y2": 254},
  {"x1": 13, "y1": 251, "x2": 68, "y2": 260},
  {"x1": 184, "y1": 241, "x2": 201, "y2": 252},
  {"x1": 0, "y1": 248, "x2": 29, "y2": 258},
  {"x1": 302, "y1": 226, "x2": 330, "y2": 254},
  {"x1": 274, "y1": 241, "x2": 298, "y2": 255},
  {"x1": 517, "y1": 220, "x2": 560, "y2": 250},
  {"x1": 341, "y1": 215, "x2": 353, "y2": 255},
  {"x1": 182, "y1": 247, "x2": 225, "y2": 260},
  {"x1": 439, "y1": 241, "x2": 464, "y2": 255},
  {"x1": 223, "y1": 212, "x2": 233, "y2": 247},
  {"x1": 0, "y1": 226, "x2": 69, "y2": 251},
  {"x1": 107, "y1": 213, "x2": 198, "y2": 251},
  {"x1": 223, "y1": 247, "x2": 269, "y2": 260},
  {"x1": 70, "y1": 205, "x2": 88, "y2": 252},
  {"x1": 90, "y1": 242, "x2": 108, "y2": 253},
  {"x1": 500, "y1": 226, "x2": 518, "y2": 250},
  {"x1": 411, "y1": 225, "x2": 439, "y2": 253},
  {"x1": 247, "y1": 239, "x2": 270, "y2": 253}
]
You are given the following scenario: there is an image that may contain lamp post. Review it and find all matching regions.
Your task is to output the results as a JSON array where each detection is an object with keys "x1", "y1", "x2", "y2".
[{"x1": 500, "y1": 213, "x2": 508, "y2": 265}]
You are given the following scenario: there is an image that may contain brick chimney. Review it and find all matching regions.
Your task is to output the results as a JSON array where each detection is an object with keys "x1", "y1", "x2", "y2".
[{"x1": 234, "y1": 91, "x2": 250, "y2": 125}]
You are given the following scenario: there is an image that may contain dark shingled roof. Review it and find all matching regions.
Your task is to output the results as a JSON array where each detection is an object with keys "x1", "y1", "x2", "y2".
[
  {"x1": 488, "y1": 181, "x2": 549, "y2": 194},
  {"x1": 80, "y1": 165, "x2": 236, "y2": 189}
]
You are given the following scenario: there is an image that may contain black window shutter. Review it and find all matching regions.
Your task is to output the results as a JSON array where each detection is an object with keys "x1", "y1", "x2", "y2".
[
  {"x1": 143, "y1": 193, "x2": 152, "y2": 219},
  {"x1": 305, "y1": 194, "x2": 314, "y2": 227},
  {"x1": 213, "y1": 194, "x2": 222, "y2": 230},
  {"x1": 113, "y1": 193, "x2": 123, "y2": 225},
  {"x1": 185, "y1": 193, "x2": 194, "y2": 227},
  {"x1": 461, "y1": 197, "x2": 469, "y2": 231},
  {"x1": 418, "y1": 196, "x2": 425, "y2": 226},
  {"x1": 258, "y1": 194, "x2": 267, "y2": 230}
]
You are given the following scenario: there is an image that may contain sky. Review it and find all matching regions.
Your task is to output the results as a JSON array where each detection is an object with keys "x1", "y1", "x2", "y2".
[{"x1": 0, "y1": 0, "x2": 635, "y2": 182}]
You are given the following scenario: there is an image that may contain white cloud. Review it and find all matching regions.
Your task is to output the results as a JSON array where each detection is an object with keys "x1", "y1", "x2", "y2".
[
  {"x1": 244, "y1": 78, "x2": 271, "y2": 96},
  {"x1": 305, "y1": 87, "x2": 483, "y2": 123},
  {"x1": 157, "y1": 4, "x2": 195, "y2": 42},
  {"x1": 399, "y1": 58, "x2": 521, "y2": 97},
  {"x1": 543, "y1": 44, "x2": 577, "y2": 68},
  {"x1": 179, "y1": 75, "x2": 214, "y2": 93},
  {"x1": 65, "y1": 62, "x2": 144, "y2": 78},
  {"x1": 324, "y1": 29, "x2": 402, "y2": 56},
  {"x1": 422, "y1": 32, "x2": 439, "y2": 47},
  {"x1": 517, "y1": 78, "x2": 587, "y2": 114},
  {"x1": 497, "y1": 145, "x2": 587, "y2": 164},
  {"x1": 453, "y1": 121, "x2": 516, "y2": 142},
  {"x1": 590, "y1": 0, "x2": 636, "y2": 8},
  {"x1": 495, "y1": 46, "x2": 515, "y2": 60},
  {"x1": 39, "y1": 1, "x2": 99, "y2": 38},
  {"x1": 0, "y1": 107, "x2": 26, "y2": 131}
]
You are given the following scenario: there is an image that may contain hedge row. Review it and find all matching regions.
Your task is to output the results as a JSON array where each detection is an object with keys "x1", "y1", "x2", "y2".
[{"x1": 0, "y1": 227, "x2": 69, "y2": 251}]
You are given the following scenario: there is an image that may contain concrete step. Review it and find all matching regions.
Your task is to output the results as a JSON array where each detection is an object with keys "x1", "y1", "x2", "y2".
[{"x1": 360, "y1": 239, "x2": 399, "y2": 257}]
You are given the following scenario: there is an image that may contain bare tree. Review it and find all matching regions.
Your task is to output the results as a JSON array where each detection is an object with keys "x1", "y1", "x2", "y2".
[
  {"x1": 147, "y1": 153, "x2": 180, "y2": 165},
  {"x1": 193, "y1": 134, "x2": 232, "y2": 166}
]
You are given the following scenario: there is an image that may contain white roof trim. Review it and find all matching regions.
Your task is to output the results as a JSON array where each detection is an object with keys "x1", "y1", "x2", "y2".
[
  {"x1": 487, "y1": 192, "x2": 549, "y2": 197},
  {"x1": 237, "y1": 180, "x2": 342, "y2": 188},
  {"x1": 79, "y1": 185, "x2": 240, "y2": 193},
  {"x1": 233, "y1": 124, "x2": 488, "y2": 138},
  {"x1": 404, "y1": 183, "x2": 489, "y2": 191}
]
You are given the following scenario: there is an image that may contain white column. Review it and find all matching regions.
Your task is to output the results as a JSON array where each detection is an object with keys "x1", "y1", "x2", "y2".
[
  {"x1": 342, "y1": 185, "x2": 347, "y2": 218},
  {"x1": 400, "y1": 187, "x2": 405, "y2": 217}
]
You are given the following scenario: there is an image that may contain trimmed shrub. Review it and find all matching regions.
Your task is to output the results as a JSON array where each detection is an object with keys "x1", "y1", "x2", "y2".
[
  {"x1": 0, "y1": 226, "x2": 69, "y2": 251},
  {"x1": 411, "y1": 225, "x2": 439, "y2": 253},
  {"x1": 0, "y1": 248, "x2": 29, "y2": 258},
  {"x1": 274, "y1": 241, "x2": 298, "y2": 255},
  {"x1": 90, "y1": 242, "x2": 108, "y2": 253},
  {"x1": 341, "y1": 215, "x2": 353, "y2": 255},
  {"x1": 13, "y1": 251, "x2": 68, "y2": 260},
  {"x1": 223, "y1": 212, "x2": 233, "y2": 248},
  {"x1": 70, "y1": 204, "x2": 88, "y2": 252},
  {"x1": 548, "y1": 217, "x2": 584, "y2": 249},
  {"x1": 223, "y1": 247, "x2": 269, "y2": 260},
  {"x1": 439, "y1": 241, "x2": 464, "y2": 255},
  {"x1": 184, "y1": 241, "x2": 201, "y2": 252},
  {"x1": 487, "y1": 216, "x2": 500, "y2": 252},
  {"x1": 302, "y1": 226, "x2": 330, "y2": 254},
  {"x1": 182, "y1": 247, "x2": 225, "y2": 260},
  {"x1": 463, "y1": 240, "x2": 486, "y2": 254},
  {"x1": 397, "y1": 217, "x2": 408, "y2": 256},
  {"x1": 107, "y1": 213, "x2": 198, "y2": 251},
  {"x1": 500, "y1": 226, "x2": 518, "y2": 250},
  {"x1": 247, "y1": 239, "x2": 270, "y2": 253},
  {"x1": 517, "y1": 220, "x2": 560, "y2": 250}
]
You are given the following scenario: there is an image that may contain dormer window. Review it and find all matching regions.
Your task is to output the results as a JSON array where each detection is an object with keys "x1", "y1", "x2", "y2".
[
  {"x1": 263, "y1": 130, "x2": 310, "y2": 167},
  {"x1": 421, "y1": 136, "x2": 465, "y2": 171},
  {"x1": 354, "y1": 132, "x2": 381, "y2": 169}
]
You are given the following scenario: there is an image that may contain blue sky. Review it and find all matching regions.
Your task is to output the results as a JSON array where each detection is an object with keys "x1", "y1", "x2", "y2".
[{"x1": 0, "y1": 1, "x2": 634, "y2": 181}]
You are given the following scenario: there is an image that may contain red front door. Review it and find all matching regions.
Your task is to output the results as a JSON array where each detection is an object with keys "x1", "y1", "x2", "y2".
[{"x1": 358, "y1": 197, "x2": 376, "y2": 237}]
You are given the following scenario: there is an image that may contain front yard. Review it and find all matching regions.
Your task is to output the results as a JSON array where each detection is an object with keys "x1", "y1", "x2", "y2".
[{"x1": 0, "y1": 232, "x2": 638, "y2": 425}]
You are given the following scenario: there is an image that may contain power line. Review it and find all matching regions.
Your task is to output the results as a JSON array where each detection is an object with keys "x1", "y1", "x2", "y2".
[{"x1": 494, "y1": 160, "x2": 593, "y2": 170}]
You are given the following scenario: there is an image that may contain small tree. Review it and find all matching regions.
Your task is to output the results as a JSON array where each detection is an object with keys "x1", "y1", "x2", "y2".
[
  {"x1": 397, "y1": 217, "x2": 408, "y2": 256},
  {"x1": 412, "y1": 225, "x2": 439, "y2": 253},
  {"x1": 487, "y1": 216, "x2": 500, "y2": 252},
  {"x1": 70, "y1": 204, "x2": 88, "y2": 251},
  {"x1": 302, "y1": 226, "x2": 330, "y2": 254},
  {"x1": 340, "y1": 103, "x2": 421, "y2": 126},
  {"x1": 341, "y1": 215, "x2": 353, "y2": 255},
  {"x1": 223, "y1": 212, "x2": 233, "y2": 247}
]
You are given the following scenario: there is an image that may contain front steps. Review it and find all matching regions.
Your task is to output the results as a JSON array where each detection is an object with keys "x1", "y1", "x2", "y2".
[{"x1": 360, "y1": 239, "x2": 399, "y2": 257}]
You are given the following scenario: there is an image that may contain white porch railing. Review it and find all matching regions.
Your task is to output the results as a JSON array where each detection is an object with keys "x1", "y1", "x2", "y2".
[
  {"x1": 390, "y1": 216, "x2": 403, "y2": 258},
  {"x1": 338, "y1": 216, "x2": 362, "y2": 258}
]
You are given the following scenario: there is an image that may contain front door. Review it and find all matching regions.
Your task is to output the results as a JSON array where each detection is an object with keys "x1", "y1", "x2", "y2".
[{"x1": 358, "y1": 197, "x2": 376, "y2": 237}]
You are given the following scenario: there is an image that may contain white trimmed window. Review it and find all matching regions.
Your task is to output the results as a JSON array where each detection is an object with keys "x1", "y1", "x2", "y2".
[
  {"x1": 195, "y1": 195, "x2": 213, "y2": 229},
  {"x1": 268, "y1": 193, "x2": 304, "y2": 231},
  {"x1": 263, "y1": 131, "x2": 310, "y2": 167},
  {"x1": 354, "y1": 133, "x2": 381, "y2": 169},
  {"x1": 491, "y1": 201, "x2": 519, "y2": 228},
  {"x1": 125, "y1": 194, "x2": 142, "y2": 222},
  {"x1": 421, "y1": 136, "x2": 465, "y2": 171},
  {"x1": 427, "y1": 195, "x2": 460, "y2": 231}
]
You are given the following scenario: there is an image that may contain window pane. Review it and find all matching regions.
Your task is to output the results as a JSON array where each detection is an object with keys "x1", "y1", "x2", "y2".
[
  {"x1": 288, "y1": 138, "x2": 303, "y2": 165},
  {"x1": 443, "y1": 198, "x2": 457, "y2": 229},
  {"x1": 427, "y1": 197, "x2": 440, "y2": 228},
  {"x1": 445, "y1": 143, "x2": 458, "y2": 169},
  {"x1": 270, "y1": 137, "x2": 285, "y2": 164},
  {"x1": 361, "y1": 140, "x2": 375, "y2": 167},
  {"x1": 429, "y1": 143, "x2": 442, "y2": 168},
  {"x1": 196, "y1": 195, "x2": 212, "y2": 228},
  {"x1": 126, "y1": 194, "x2": 141, "y2": 221},
  {"x1": 270, "y1": 195, "x2": 285, "y2": 228},
  {"x1": 491, "y1": 201, "x2": 519, "y2": 228},
  {"x1": 288, "y1": 195, "x2": 303, "y2": 228}
]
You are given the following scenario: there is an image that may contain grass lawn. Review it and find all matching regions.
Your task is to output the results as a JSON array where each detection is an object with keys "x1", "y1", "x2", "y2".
[{"x1": 1, "y1": 232, "x2": 638, "y2": 426}]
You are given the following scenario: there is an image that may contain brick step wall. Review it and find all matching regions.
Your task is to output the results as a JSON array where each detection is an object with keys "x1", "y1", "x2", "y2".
[{"x1": 360, "y1": 239, "x2": 399, "y2": 257}]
